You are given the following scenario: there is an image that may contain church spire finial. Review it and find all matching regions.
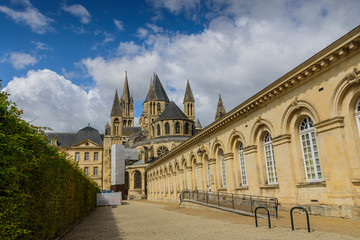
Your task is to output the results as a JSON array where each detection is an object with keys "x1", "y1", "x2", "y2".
[
  {"x1": 183, "y1": 79, "x2": 195, "y2": 103},
  {"x1": 121, "y1": 71, "x2": 131, "y2": 103}
]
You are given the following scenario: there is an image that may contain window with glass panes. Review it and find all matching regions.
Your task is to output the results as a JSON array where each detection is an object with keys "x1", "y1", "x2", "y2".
[
  {"x1": 263, "y1": 132, "x2": 278, "y2": 184},
  {"x1": 206, "y1": 157, "x2": 211, "y2": 190},
  {"x1": 238, "y1": 142, "x2": 248, "y2": 186},
  {"x1": 93, "y1": 167, "x2": 98, "y2": 176},
  {"x1": 299, "y1": 117, "x2": 322, "y2": 181},
  {"x1": 84, "y1": 167, "x2": 89, "y2": 175},
  {"x1": 356, "y1": 98, "x2": 360, "y2": 136},
  {"x1": 85, "y1": 152, "x2": 89, "y2": 161},
  {"x1": 75, "y1": 152, "x2": 80, "y2": 161},
  {"x1": 220, "y1": 150, "x2": 227, "y2": 187},
  {"x1": 94, "y1": 152, "x2": 98, "y2": 161}
]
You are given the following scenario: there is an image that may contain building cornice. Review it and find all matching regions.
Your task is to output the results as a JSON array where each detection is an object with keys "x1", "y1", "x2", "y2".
[{"x1": 146, "y1": 26, "x2": 360, "y2": 171}]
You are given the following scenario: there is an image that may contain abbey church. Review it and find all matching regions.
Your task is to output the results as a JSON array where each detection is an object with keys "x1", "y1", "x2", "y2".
[
  {"x1": 48, "y1": 26, "x2": 360, "y2": 220},
  {"x1": 47, "y1": 72, "x2": 204, "y2": 198}
]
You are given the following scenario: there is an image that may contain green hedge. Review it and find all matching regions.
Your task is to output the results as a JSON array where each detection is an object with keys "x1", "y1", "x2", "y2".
[{"x1": 0, "y1": 85, "x2": 100, "y2": 239}]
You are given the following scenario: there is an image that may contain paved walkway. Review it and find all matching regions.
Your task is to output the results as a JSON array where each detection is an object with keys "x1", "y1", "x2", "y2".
[{"x1": 61, "y1": 200, "x2": 360, "y2": 240}]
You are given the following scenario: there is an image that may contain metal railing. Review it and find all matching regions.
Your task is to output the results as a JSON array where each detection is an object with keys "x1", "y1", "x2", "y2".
[{"x1": 180, "y1": 190, "x2": 279, "y2": 218}]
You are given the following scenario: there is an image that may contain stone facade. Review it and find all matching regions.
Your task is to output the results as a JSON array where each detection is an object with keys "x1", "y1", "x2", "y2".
[{"x1": 145, "y1": 26, "x2": 360, "y2": 219}]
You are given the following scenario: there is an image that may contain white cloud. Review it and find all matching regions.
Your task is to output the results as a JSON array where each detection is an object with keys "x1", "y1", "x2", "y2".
[
  {"x1": 0, "y1": 0, "x2": 53, "y2": 34},
  {"x1": 10, "y1": 52, "x2": 38, "y2": 69},
  {"x1": 62, "y1": 4, "x2": 91, "y2": 24},
  {"x1": 80, "y1": 0, "x2": 360, "y2": 128},
  {"x1": 31, "y1": 41, "x2": 51, "y2": 50},
  {"x1": 114, "y1": 19, "x2": 124, "y2": 31},
  {"x1": 3, "y1": 69, "x2": 108, "y2": 132}
]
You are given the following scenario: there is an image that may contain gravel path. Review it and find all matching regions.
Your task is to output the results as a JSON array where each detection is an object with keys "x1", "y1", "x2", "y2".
[{"x1": 61, "y1": 200, "x2": 360, "y2": 240}]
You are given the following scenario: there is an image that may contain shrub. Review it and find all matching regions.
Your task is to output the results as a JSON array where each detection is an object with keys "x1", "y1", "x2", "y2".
[{"x1": 0, "y1": 83, "x2": 99, "y2": 239}]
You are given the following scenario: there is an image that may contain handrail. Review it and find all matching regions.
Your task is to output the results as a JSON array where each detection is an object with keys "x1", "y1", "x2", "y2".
[
  {"x1": 290, "y1": 207, "x2": 310, "y2": 232},
  {"x1": 180, "y1": 190, "x2": 279, "y2": 218},
  {"x1": 254, "y1": 207, "x2": 271, "y2": 228}
]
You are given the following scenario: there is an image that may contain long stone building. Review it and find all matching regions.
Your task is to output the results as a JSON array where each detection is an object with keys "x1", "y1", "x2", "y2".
[{"x1": 145, "y1": 26, "x2": 360, "y2": 219}]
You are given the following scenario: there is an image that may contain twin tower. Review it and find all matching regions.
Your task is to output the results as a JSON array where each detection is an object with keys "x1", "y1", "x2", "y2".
[{"x1": 108, "y1": 72, "x2": 199, "y2": 139}]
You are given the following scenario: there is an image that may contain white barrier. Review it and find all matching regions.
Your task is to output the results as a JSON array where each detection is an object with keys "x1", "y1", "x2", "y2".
[{"x1": 97, "y1": 192, "x2": 122, "y2": 206}]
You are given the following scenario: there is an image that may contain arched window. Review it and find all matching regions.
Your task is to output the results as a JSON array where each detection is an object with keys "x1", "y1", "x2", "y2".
[
  {"x1": 263, "y1": 132, "x2": 277, "y2": 184},
  {"x1": 206, "y1": 156, "x2": 211, "y2": 192},
  {"x1": 299, "y1": 117, "x2": 322, "y2": 181},
  {"x1": 152, "y1": 126, "x2": 155, "y2": 136},
  {"x1": 134, "y1": 171, "x2": 142, "y2": 189},
  {"x1": 157, "y1": 124, "x2": 161, "y2": 136},
  {"x1": 114, "y1": 118, "x2": 119, "y2": 135},
  {"x1": 165, "y1": 122, "x2": 170, "y2": 134},
  {"x1": 238, "y1": 142, "x2": 248, "y2": 186},
  {"x1": 128, "y1": 120, "x2": 131, "y2": 126},
  {"x1": 175, "y1": 122, "x2": 180, "y2": 134},
  {"x1": 123, "y1": 120, "x2": 127, "y2": 127},
  {"x1": 219, "y1": 149, "x2": 227, "y2": 187},
  {"x1": 356, "y1": 98, "x2": 360, "y2": 136},
  {"x1": 157, "y1": 103, "x2": 161, "y2": 113},
  {"x1": 184, "y1": 123, "x2": 189, "y2": 134},
  {"x1": 150, "y1": 102, "x2": 152, "y2": 115}
]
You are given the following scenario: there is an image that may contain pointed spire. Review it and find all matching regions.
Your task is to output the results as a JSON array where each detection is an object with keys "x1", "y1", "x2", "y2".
[
  {"x1": 145, "y1": 73, "x2": 170, "y2": 102},
  {"x1": 121, "y1": 71, "x2": 131, "y2": 103},
  {"x1": 110, "y1": 90, "x2": 122, "y2": 117},
  {"x1": 215, "y1": 94, "x2": 226, "y2": 120},
  {"x1": 195, "y1": 118, "x2": 202, "y2": 130},
  {"x1": 183, "y1": 79, "x2": 195, "y2": 103}
]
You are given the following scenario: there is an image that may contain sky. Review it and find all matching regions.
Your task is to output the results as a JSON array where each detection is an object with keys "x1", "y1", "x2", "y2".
[{"x1": 1, "y1": 0, "x2": 360, "y2": 133}]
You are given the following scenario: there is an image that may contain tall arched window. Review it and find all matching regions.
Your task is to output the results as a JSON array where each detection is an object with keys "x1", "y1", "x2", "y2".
[
  {"x1": 157, "y1": 124, "x2": 161, "y2": 136},
  {"x1": 219, "y1": 149, "x2": 227, "y2": 187},
  {"x1": 157, "y1": 103, "x2": 161, "y2": 113},
  {"x1": 206, "y1": 156, "x2": 211, "y2": 191},
  {"x1": 165, "y1": 122, "x2": 170, "y2": 134},
  {"x1": 175, "y1": 122, "x2": 180, "y2": 134},
  {"x1": 134, "y1": 171, "x2": 142, "y2": 189},
  {"x1": 238, "y1": 142, "x2": 248, "y2": 186},
  {"x1": 356, "y1": 98, "x2": 360, "y2": 136},
  {"x1": 150, "y1": 102, "x2": 152, "y2": 115},
  {"x1": 263, "y1": 132, "x2": 277, "y2": 184},
  {"x1": 114, "y1": 118, "x2": 119, "y2": 135},
  {"x1": 299, "y1": 117, "x2": 322, "y2": 181},
  {"x1": 184, "y1": 123, "x2": 189, "y2": 134}
]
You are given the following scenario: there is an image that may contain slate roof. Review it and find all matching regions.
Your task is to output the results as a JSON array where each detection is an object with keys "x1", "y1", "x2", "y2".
[
  {"x1": 46, "y1": 125, "x2": 103, "y2": 147},
  {"x1": 145, "y1": 73, "x2": 170, "y2": 102},
  {"x1": 158, "y1": 101, "x2": 189, "y2": 120},
  {"x1": 111, "y1": 90, "x2": 122, "y2": 117},
  {"x1": 183, "y1": 79, "x2": 195, "y2": 103}
]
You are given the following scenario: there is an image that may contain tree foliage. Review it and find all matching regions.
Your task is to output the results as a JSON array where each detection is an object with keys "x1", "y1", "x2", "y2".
[{"x1": 0, "y1": 82, "x2": 99, "y2": 239}]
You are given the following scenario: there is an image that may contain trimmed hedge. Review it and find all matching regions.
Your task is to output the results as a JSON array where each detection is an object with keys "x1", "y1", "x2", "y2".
[{"x1": 0, "y1": 85, "x2": 99, "y2": 239}]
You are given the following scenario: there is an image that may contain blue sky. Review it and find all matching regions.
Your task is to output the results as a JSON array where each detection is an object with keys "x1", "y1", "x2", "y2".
[{"x1": 1, "y1": 0, "x2": 359, "y2": 132}]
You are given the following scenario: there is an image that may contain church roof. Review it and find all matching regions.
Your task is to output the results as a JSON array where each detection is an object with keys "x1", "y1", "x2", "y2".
[
  {"x1": 158, "y1": 101, "x2": 189, "y2": 121},
  {"x1": 215, "y1": 94, "x2": 226, "y2": 120},
  {"x1": 110, "y1": 90, "x2": 122, "y2": 117},
  {"x1": 183, "y1": 79, "x2": 195, "y2": 103},
  {"x1": 145, "y1": 73, "x2": 170, "y2": 102},
  {"x1": 121, "y1": 71, "x2": 131, "y2": 103}
]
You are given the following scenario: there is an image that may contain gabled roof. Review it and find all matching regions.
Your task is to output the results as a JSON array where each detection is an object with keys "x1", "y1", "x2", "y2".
[
  {"x1": 183, "y1": 79, "x2": 195, "y2": 103},
  {"x1": 121, "y1": 71, "x2": 131, "y2": 103},
  {"x1": 215, "y1": 94, "x2": 226, "y2": 120},
  {"x1": 111, "y1": 90, "x2": 122, "y2": 117},
  {"x1": 145, "y1": 73, "x2": 170, "y2": 102},
  {"x1": 158, "y1": 101, "x2": 189, "y2": 121}
]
